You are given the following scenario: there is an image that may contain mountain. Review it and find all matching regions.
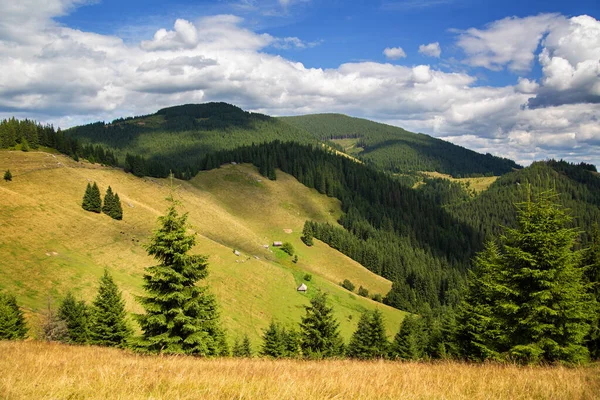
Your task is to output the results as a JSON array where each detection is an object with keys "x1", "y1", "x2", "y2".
[
  {"x1": 0, "y1": 150, "x2": 405, "y2": 342},
  {"x1": 64, "y1": 103, "x2": 518, "y2": 179},
  {"x1": 280, "y1": 113, "x2": 520, "y2": 177}
]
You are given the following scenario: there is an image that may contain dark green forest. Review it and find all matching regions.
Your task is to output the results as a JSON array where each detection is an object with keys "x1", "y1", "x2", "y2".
[{"x1": 281, "y1": 113, "x2": 520, "y2": 177}]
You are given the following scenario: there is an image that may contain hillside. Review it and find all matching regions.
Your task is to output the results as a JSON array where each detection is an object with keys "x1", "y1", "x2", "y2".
[
  {"x1": 280, "y1": 113, "x2": 520, "y2": 177},
  {"x1": 0, "y1": 150, "x2": 404, "y2": 344},
  {"x1": 65, "y1": 103, "x2": 316, "y2": 176}
]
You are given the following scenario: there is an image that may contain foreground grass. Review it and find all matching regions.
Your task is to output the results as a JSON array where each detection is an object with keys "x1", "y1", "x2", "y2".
[{"x1": 1, "y1": 341, "x2": 598, "y2": 400}]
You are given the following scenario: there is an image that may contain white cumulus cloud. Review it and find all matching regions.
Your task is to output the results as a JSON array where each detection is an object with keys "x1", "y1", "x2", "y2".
[
  {"x1": 418, "y1": 42, "x2": 441, "y2": 57},
  {"x1": 383, "y1": 47, "x2": 407, "y2": 60}
]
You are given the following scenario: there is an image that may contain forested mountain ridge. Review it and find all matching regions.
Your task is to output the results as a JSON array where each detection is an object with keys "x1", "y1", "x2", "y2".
[
  {"x1": 65, "y1": 103, "x2": 317, "y2": 178},
  {"x1": 280, "y1": 113, "x2": 520, "y2": 177},
  {"x1": 64, "y1": 103, "x2": 518, "y2": 179}
]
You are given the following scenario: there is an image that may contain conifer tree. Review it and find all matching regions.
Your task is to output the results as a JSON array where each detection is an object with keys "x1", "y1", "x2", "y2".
[
  {"x1": 82, "y1": 183, "x2": 93, "y2": 211},
  {"x1": 135, "y1": 195, "x2": 227, "y2": 355},
  {"x1": 112, "y1": 193, "x2": 123, "y2": 220},
  {"x1": 583, "y1": 224, "x2": 600, "y2": 359},
  {"x1": 299, "y1": 291, "x2": 344, "y2": 358},
  {"x1": 87, "y1": 182, "x2": 102, "y2": 213},
  {"x1": 261, "y1": 320, "x2": 286, "y2": 358},
  {"x1": 89, "y1": 270, "x2": 131, "y2": 347},
  {"x1": 58, "y1": 292, "x2": 89, "y2": 344},
  {"x1": 302, "y1": 221, "x2": 314, "y2": 246},
  {"x1": 390, "y1": 315, "x2": 424, "y2": 360},
  {"x1": 458, "y1": 189, "x2": 593, "y2": 364},
  {"x1": 347, "y1": 309, "x2": 389, "y2": 359},
  {"x1": 233, "y1": 334, "x2": 253, "y2": 357},
  {"x1": 0, "y1": 292, "x2": 28, "y2": 339},
  {"x1": 3, "y1": 169, "x2": 11, "y2": 182},
  {"x1": 102, "y1": 186, "x2": 115, "y2": 216}
]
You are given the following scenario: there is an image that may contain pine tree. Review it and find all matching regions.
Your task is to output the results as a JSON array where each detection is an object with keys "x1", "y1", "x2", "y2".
[
  {"x1": 102, "y1": 186, "x2": 115, "y2": 216},
  {"x1": 390, "y1": 315, "x2": 424, "y2": 360},
  {"x1": 88, "y1": 182, "x2": 102, "y2": 213},
  {"x1": 0, "y1": 292, "x2": 28, "y2": 339},
  {"x1": 82, "y1": 183, "x2": 93, "y2": 211},
  {"x1": 135, "y1": 196, "x2": 227, "y2": 355},
  {"x1": 583, "y1": 224, "x2": 600, "y2": 359},
  {"x1": 299, "y1": 291, "x2": 344, "y2": 358},
  {"x1": 261, "y1": 320, "x2": 286, "y2": 358},
  {"x1": 233, "y1": 334, "x2": 253, "y2": 357},
  {"x1": 20, "y1": 138, "x2": 29, "y2": 152},
  {"x1": 458, "y1": 189, "x2": 593, "y2": 364},
  {"x1": 58, "y1": 292, "x2": 89, "y2": 344},
  {"x1": 3, "y1": 169, "x2": 11, "y2": 182},
  {"x1": 89, "y1": 270, "x2": 131, "y2": 347},
  {"x1": 112, "y1": 193, "x2": 123, "y2": 220},
  {"x1": 347, "y1": 310, "x2": 389, "y2": 359},
  {"x1": 302, "y1": 221, "x2": 314, "y2": 246}
]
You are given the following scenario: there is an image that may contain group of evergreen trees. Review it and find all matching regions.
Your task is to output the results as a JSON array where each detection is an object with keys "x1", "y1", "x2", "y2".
[{"x1": 82, "y1": 182, "x2": 123, "y2": 220}]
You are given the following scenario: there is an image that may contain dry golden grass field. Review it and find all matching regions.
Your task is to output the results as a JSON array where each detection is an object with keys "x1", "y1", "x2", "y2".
[
  {"x1": 0, "y1": 150, "x2": 404, "y2": 343},
  {"x1": 1, "y1": 341, "x2": 598, "y2": 400}
]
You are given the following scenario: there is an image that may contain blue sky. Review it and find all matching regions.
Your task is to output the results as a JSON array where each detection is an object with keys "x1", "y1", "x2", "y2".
[{"x1": 0, "y1": 0, "x2": 599, "y2": 165}]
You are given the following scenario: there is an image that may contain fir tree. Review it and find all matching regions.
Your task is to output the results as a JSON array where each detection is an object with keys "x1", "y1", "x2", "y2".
[
  {"x1": 112, "y1": 193, "x2": 123, "y2": 220},
  {"x1": 135, "y1": 196, "x2": 227, "y2": 355},
  {"x1": 261, "y1": 320, "x2": 286, "y2": 358},
  {"x1": 102, "y1": 186, "x2": 115, "y2": 216},
  {"x1": 3, "y1": 169, "x2": 11, "y2": 182},
  {"x1": 0, "y1": 292, "x2": 28, "y2": 339},
  {"x1": 85, "y1": 182, "x2": 102, "y2": 213},
  {"x1": 233, "y1": 334, "x2": 253, "y2": 357},
  {"x1": 583, "y1": 224, "x2": 600, "y2": 359},
  {"x1": 458, "y1": 189, "x2": 593, "y2": 364},
  {"x1": 302, "y1": 221, "x2": 314, "y2": 246},
  {"x1": 299, "y1": 291, "x2": 344, "y2": 358},
  {"x1": 347, "y1": 310, "x2": 389, "y2": 359},
  {"x1": 20, "y1": 138, "x2": 29, "y2": 152},
  {"x1": 58, "y1": 292, "x2": 89, "y2": 344},
  {"x1": 89, "y1": 270, "x2": 131, "y2": 347},
  {"x1": 390, "y1": 315, "x2": 424, "y2": 360}
]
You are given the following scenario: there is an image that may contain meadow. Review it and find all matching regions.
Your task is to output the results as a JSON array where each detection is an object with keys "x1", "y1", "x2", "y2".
[
  {"x1": 0, "y1": 150, "x2": 404, "y2": 343},
  {"x1": 1, "y1": 341, "x2": 598, "y2": 400}
]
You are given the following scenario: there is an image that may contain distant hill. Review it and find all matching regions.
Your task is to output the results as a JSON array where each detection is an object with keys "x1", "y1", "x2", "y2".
[
  {"x1": 0, "y1": 150, "x2": 405, "y2": 342},
  {"x1": 65, "y1": 103, "x2": 316, "y2": 176},
  {"x1": 280, "y1": 113, "x2": 520, "y2": 177}
]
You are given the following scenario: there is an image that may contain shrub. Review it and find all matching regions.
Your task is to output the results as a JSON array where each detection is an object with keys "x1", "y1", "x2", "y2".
[
  {"x1": 281, "y1": 242, "x2": 295, "y2": 256},
  {"x1": 341, "y1": 279, "x2": 355, "y2": 292},
  {"x1": 357, "y1": 286, "x2": 369, "y2": 297}
]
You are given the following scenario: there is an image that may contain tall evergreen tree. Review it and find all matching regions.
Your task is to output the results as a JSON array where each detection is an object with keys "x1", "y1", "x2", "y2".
[
  {"x1": 583, "y1": 224, "x2": 600, "y2": 359},
  {"x1": 89, "y1": 270, "x2": 131, "y2": 347},
  {"x1": 458, "y1": 189, "x2": 593, "y2": 364},
  {"x1": 261, "y1": 320, "x2": 286, "y2": 358},
  {"x1": 58, "y1": 292, "x2": 89, "y2": 344},
  {"x1": 390, "y1": 315, "x2": 424, "y2": 360},
  {"x1": 82, "y1": 183, "x2": 93, "y2": 211},
  {"x1": 302, "y1": 221, "x2": 314, "y2": 246},
  {"x1": 88, "y1": 182, "x2": 102, "y2": 213},
  {"x1": 233, "y1": 334, "x2": 253, "y2": 357},
  {"x1": 102, "y1": 186, "x2": 115, "y2": 216},
  {"x1": 347, "y1": 309, "x2": 389, "y2": 359},
  {"x1": 112, "y1": 193, "x2": 123, "y2": 220},
  {"x1": 135, "y1": 196, "x2": 227, "y2": 355},
  {"x1": 299, "y1": 291, "x2": 344, "y2": 358},
  {"x1": 0, "y1": 292, "x2": 28, "y2": 339}
]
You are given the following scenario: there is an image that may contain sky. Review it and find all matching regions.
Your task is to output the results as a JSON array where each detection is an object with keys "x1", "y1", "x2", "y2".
[{"x1": 0, "y1": 0, "x2": 599, "y2": 166}]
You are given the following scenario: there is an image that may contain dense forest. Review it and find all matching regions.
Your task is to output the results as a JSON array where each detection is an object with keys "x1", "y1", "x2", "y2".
[{"x1": 281, "y1": 113, "x2": 520, "y2": 177}]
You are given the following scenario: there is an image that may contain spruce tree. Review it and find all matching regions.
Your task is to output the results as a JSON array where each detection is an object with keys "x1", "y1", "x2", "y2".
[
  {"x1": 302, "y1": 221, "x2": 314, "y2": 246},
  {"x1": 0, "y1": 292, "x2": 28, "y2": 339},
  {"x1": 390, "y1": 315, "x2": 424, "y2": 360},
  {"x1": 102, "y1": 186, "x2": 115, "y2": 216},
  {"x1": 82, "y1": 183, "x2": 93, "y2": 211},
  {"x1": 233, "y1": 334, "x2": 253, "y2": 357},
  {"x1": 458, "y1": 189, "x2": 593, "y2": 364},
  {"x1": 3, "y1": 169, "x2": 11, "y2": 182},
  {"x1": 58, "y1": 292, "x2": 89, "y2": 344},
  {"x1": 135, "y1": 196, "x2": 227, "y2": 355},
  {"x1": 583, "y1": 224, "x2": 600, "y2": 359},
  {"x1": 261, "y1": 320, "x2": 286, "y2": 358},
  {"x1": 299, "y1": 291, "x2": 344, "y2": 358},
  {"x1": 112, "y1": 193, "x2": 123, "y2": 220},
  {"x1": 89, "y1": 182, "x2": 102, "y2": 213},
  {"x1": 347, "y1": 310, "x2": 389, "y2": 359},
  {"x1": 89, "y1": 270, "x2": 131, "y2": 347}
]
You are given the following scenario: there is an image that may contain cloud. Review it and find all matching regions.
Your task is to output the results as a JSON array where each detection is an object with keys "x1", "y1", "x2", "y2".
[
  {"x1": 526, "y1": 15, "x2": 600, "y2": 108},
  {"x1": 418, "y1": 42, "x2": 441, "y2": 58},
  {"x1": 0, "y1": 5, "x2": 599, "y2": 166},
  {"x1": 456, "y1": 13, "x2": 565, "y2": 72},
  {"x1": 383, "y1": 47, "x2": 407, "y2": 60},
  {"x1": 381, "y1": 0, "x2": 455, "y2": 10}
]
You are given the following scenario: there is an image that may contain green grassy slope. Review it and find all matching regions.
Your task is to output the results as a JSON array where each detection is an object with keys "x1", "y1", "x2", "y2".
[
  {"x1": 0, "y1": 150, "x2": 404, "y2": 344},
  {"x1": 280, "y1": 113, "x2": 520, "y2": 177}
]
